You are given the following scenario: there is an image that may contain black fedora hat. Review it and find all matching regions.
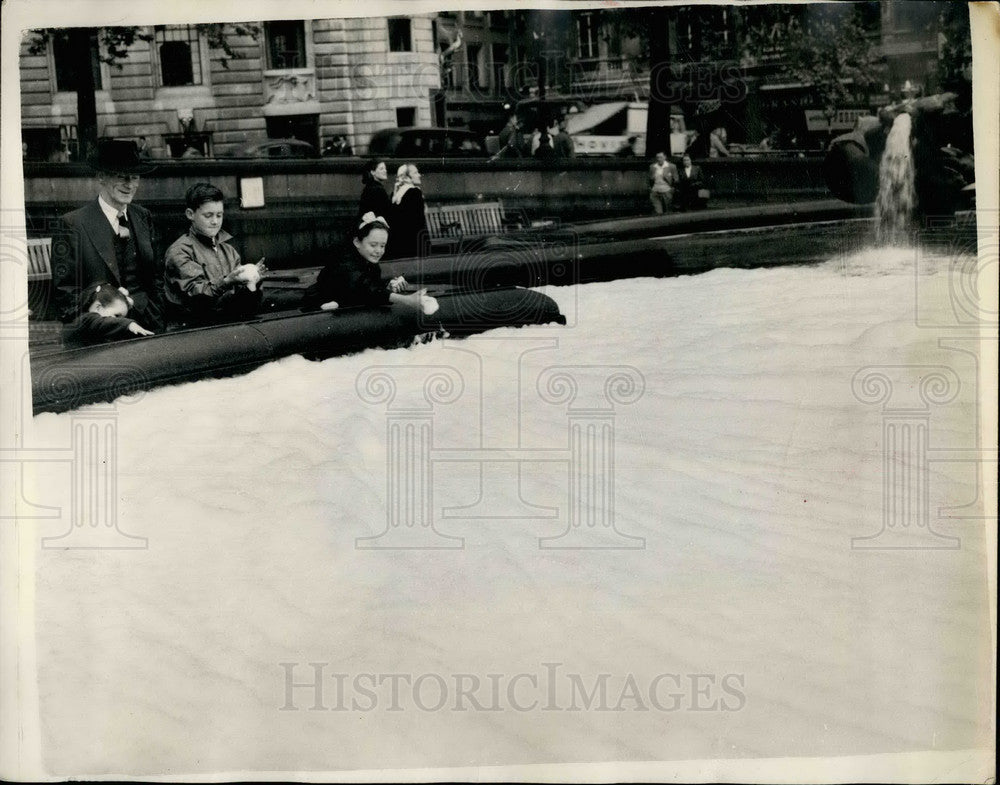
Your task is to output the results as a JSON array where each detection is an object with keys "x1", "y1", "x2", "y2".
[{"x1": 88, "y1": 138, "x2": 156, "y2": 175}]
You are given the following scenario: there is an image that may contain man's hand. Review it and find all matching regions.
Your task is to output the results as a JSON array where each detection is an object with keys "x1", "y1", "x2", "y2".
[{"x1": 320, "y1": 300, "x2": 339, "y2": 311}]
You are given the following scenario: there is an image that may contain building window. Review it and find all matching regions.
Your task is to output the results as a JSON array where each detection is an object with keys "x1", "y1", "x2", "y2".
[
  {"x1": 155, "y1": 26, "x2": 202, "y2": 86},
  {"x1": 388, "y1": 18, "x2": 411, "y2": 52},
  {"x1": 163, "y1": 133, "x2": 212, "y2": 159},
  {"x1": 21, "y1": 127, "x2": 61, "y2": 161},
  {"x1": 265, "y1": 20, "x2": 307, "y2": 69},
  {"x1": 265, "y1": 114, "x2": 319, "y2": 150},
  {"x1": 577, "y1": 13, "x2": 599, "y2": 60},
  {"x1": 396, "y1": 107, "x2": 416, "y2": 127},
  {"x1": 52, "y1": 33, "x2": 102, "y2": 92},
  {"x1": 492, "y1": 44, "x2": 508, "y2": 92},
  {"x1": 466, "y1": 44, "x2": 482, "y2": 90}
]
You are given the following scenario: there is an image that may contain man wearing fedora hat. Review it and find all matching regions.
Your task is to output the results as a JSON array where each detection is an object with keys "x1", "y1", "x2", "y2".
[{"x1": 52, "y1": 138, "x2": 164, "y2": 330}]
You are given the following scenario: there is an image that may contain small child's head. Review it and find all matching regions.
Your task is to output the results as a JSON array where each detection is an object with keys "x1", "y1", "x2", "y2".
[
  {"x1": 353, "y1": 212, "x2": 390, "y2": 264},
  {"x1": 81, "y1": 283, "x2": 129, "y2": 318},
  {"x1": 184, "y1": 182, "x2": 226, "y2": 240}
]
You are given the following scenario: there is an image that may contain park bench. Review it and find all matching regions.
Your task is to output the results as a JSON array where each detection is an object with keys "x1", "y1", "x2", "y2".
[
  {"x1": 424, "y1": 201, "x2": 521, "y2": 252},
  {"x1": 25, "y1": 237, "x2": 53, "y2": 320},
  {"x1": 27, "y1": 237, "x2": 53, "y2": 282}
]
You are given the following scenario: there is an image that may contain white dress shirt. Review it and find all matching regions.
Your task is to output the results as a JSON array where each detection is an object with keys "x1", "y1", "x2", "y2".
[{"x1": 98, "y1": 195, "x2": 128, "y2": 234}]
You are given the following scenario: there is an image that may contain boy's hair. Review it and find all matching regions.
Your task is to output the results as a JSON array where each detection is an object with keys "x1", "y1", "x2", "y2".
[
  {"x1": 185, "y1": 182, "x2": 225, "y2": 210},
  {"x1": 79, "y1": 282, "x2": 128, "y2": 313}
]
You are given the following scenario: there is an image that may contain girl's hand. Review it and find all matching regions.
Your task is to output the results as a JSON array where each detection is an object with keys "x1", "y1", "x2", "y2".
[
  {"x1": 128, "y1": 321, "x2": 154, "y2": 336},
  {"x1": 388, "y1": 276, "x2": 408, "y2": 294},
  {"x1": 320, "y1": 300, "x2": 340, "y2": 311},
  {"x1": 417, "y1": 290, "x2": 439, "y2": 316}
]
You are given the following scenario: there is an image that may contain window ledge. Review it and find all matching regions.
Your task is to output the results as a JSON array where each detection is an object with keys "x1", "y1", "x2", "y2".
[{"x1": 152, "y1": 86, "x2": 215, "y2": 113}]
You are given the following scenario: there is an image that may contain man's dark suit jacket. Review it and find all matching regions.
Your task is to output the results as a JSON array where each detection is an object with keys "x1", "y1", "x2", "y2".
[{"x1": 52, "y1": 200, "x2": 164, "y2": 329}]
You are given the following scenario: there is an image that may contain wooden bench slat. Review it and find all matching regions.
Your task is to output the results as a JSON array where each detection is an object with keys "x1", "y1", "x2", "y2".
[
  {"x1": 425, "y1": 201, "x2": 507, "y2": 243},
  {"x1": 27, "y1": 238, "x2": 53, "y2": 282}
]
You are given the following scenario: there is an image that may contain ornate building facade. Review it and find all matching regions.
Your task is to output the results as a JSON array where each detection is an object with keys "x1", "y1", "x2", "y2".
[{"x1": 20, "y1": 17, "x2": 442, "y2": 160}]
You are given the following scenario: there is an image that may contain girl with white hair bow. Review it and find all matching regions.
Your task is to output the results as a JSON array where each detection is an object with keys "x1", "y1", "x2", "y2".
[{"x1": 306, "y1": 211, "x2": 438, "y2": 316}]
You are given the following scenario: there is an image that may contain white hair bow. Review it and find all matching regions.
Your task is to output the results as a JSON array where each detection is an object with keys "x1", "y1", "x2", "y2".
[{"x1": 359, "y1": 211, "x2": 389, "y2": 229}]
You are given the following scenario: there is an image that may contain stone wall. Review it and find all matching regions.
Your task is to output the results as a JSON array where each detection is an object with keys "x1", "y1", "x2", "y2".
[{"x1": 21, "y1": 156, "x2": 830, "y2": 268}]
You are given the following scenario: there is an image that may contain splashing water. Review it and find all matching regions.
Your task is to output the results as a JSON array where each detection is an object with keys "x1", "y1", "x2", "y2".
[{"x1": 875, "y1": 112, "x2": 916, "y2": 246}]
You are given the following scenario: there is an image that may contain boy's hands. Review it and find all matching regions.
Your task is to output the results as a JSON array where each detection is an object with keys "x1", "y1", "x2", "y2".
[
  {"x1": 231, "y1": 263, "x2": 263, "y2": 291},
  {"x1": 128, "y1": 321, "x2": 154, "y2": 336}
]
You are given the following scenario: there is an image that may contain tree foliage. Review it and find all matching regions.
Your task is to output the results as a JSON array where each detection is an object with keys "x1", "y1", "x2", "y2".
[
  {"x1": 27, "y1": 24, "x2": 259, "y2": 68},
  {"x1": 935, "y1": 3, "x2": 971, "y2": 95},
  {"x1": 741, "y1": 4, "x2": 884, "y2": 110}
]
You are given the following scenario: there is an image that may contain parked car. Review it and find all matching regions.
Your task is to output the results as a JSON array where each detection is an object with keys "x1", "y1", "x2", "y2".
[
  {"x1": 367, "y1": 127, "x2": 486, "y2": 158},
  {"x1": 228, "y1": 139, "x2": 318, "y2": 158}
]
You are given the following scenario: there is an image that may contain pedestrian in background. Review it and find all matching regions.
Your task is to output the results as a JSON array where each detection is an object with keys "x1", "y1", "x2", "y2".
[
  {"x1": 709, "y1": 126, "x2": 730, "y2": 157},
  {"x1": 534, "y1": 131, "x2": 557, "y2": 160},
  {"x1": 648, "y1": 151, "x2": 678, "y2": 214},
  {"x1": 385, "y1": 164, "x2": 429, "y2": 260},
  {"x1": 675, "y1": 154, "x2": 706, "y2": 211},
  {"x1": 553, "y1": 117, "x2": 575, "y2": 158},
  {"x1": 496, "y1": 113, "x2": 525, "y2": 159},
  {"x1": 357, "y1": 158, "x2": 391, "y2": 224}
]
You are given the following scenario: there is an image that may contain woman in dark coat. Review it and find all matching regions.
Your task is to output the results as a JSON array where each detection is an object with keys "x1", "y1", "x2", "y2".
[
  {"x1": 385, "y1": 164, "x2": 429, "y2": 260},
  {"x1": 357, "y1": 159, "x2": 391, "y2": 224}
]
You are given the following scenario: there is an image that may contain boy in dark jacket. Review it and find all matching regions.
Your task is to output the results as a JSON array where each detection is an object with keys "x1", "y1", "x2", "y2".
[{"x1": 163, "y1": 182, "x2": 265, "y2": 328}]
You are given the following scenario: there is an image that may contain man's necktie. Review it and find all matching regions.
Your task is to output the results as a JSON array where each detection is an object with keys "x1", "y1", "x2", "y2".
[{"x1": 117, "y1": 212, "x2": 130, "y2": 240}]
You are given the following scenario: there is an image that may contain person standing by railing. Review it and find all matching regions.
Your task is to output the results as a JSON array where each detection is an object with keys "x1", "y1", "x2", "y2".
[
  {"x1": 385, "y1": 164, "x2": 430, "y2": 260},
  {"x1": 709, "y1": 126, "x2": 731, "y2": 158},
  {"x1": 357, "y1": 159, "x2": 391, "y2": 224},
  {"x1": 648, "y1": 151, "x2": 678, "y2": 215}
]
